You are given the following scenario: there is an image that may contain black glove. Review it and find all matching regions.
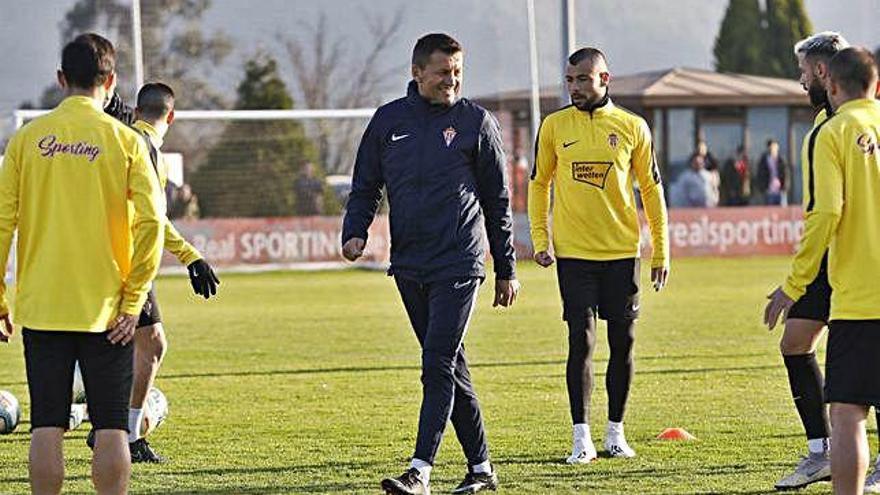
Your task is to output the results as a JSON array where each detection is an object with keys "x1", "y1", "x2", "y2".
[
  {"x1": 103, "y1": 91, "x2": 135, "y2": 126},
  {"x1": 187, "y1": 259, "x2": 220, "y2": 299}
]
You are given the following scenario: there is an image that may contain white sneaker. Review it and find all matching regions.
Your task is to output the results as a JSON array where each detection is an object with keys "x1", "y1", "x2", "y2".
[
  {"x1": 566, "y1": 442, "x2": 597, "y2": 464},
  {"x1": 774, "y1": 452, "x2": 830, "y2": 490},
  {"x1": 604, "y1": 435, "x2": 636, "y2": 458},
  {"x1": 865, "y1": 454, "x2": 880, "y2": 493}
]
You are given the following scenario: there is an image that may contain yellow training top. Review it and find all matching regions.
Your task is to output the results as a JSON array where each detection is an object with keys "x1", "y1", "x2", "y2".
[
  {"x1": 132, "y1": 120, "x2": 202, "y2": 266},
  {"x1": 528, "y1": 97, "x2": 669, "y2": 267},
  {"x1": 0, "y1": 96, "x2": 165, "y2": 331},
  {"x1": 783, "y1": 98, "x2": 880, "y2": 319}
]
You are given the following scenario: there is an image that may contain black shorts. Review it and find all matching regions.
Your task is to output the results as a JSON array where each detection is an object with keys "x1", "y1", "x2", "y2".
[
  {"x1": 556, "y1": 257, "x2": 640, "y2": 321},
  {"x1": 137, "y1": 288, "x2": 162, "y2": 328},
  {"x1": 23, "y1": 329, "x2": 133, "y2": 431},
  {"x1": 787, "y1": 254, "x2": 831, "y2": 323},
  {"x1": 825, "y1": 320, "x2": 880, "y2": 406}
]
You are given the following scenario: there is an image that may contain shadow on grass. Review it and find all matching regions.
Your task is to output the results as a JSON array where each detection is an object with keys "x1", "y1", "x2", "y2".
[
  {"x1": 0, "y1": 462, "x2": 385, "y2": 492},
  {"x1": 0, "y1": 351, "x2": 775, "y2": 388},
  {"x1": 132, "y1": 481, "x2": 377, "y2": 494},
  {"x1": 495, "y1": 457, "x2": 796, "y2": 494},
  {"x1": 159, "y1": 361, "x2": 778, "y2": 381}
]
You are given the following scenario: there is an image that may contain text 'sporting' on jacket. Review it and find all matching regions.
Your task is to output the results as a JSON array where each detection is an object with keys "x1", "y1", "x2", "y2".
[{"x1": 343, "y1": 81, "x2": 516, "y2": 283}]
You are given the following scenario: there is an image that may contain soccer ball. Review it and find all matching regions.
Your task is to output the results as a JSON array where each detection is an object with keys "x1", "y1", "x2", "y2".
[
  {"x1": 141, "y1": 387, "x2": 168, "y2": 437},
  {"x1": 72, "y1": 361, "x2": 87, "y2": 404},
  {"x1": 0, "y1": 390, "x2": 21, "y2": 434}
]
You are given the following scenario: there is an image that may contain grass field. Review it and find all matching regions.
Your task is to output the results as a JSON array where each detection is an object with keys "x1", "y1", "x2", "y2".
[{"x1": 0, "y1": 256, "x2": 868, "y2": 494}]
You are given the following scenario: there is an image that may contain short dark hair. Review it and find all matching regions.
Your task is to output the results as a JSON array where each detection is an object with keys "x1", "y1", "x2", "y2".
[
  {"x1": 568, "y1": 47, "x2": 606, "y2": 67},
  {"x1": 766, "y1": 139, "x2": 778, "y2": 147},
  {"x1": 829, "y1": 47, "x2": 879, "y2": 96},
  {"x1": 137, "y1": 82, "x2": 175, "y2": 122},
  {"x1": 412, "y1": 33, "x2": 462, "y2": 68},
  {"x1": 794, "y1": 32, "x2": 849, "y2": 63},
  {"x1": 61, "y1": 33, "x2": 115, "y2": 89}
]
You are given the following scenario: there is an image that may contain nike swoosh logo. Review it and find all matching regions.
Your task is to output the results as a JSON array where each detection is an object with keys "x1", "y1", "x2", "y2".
[
  {"x1": 453, "y1": 280, "x2": 471, "y2": 289},
  {"x1": 391, "y1": 133, "x2": 409, "y2": 142},
  {"x1": 563, "y1": 140, "x2": 579, "y2": 148}
]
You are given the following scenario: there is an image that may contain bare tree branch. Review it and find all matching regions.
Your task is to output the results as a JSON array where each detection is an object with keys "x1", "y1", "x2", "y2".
[{"x1": 281, "y1": 7, "x2": 406, "y2": 174}]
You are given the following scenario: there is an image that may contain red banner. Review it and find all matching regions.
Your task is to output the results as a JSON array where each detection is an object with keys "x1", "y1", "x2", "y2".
[
  {"x1": 160, "y1": 207, "x2": 805, "y2": 271},
  {"x1": 641, "y1": 206, "x2": 803, "y2": 257},
  {"x1": 163, "y1": 217, "x2": 390, "y2": 269}
]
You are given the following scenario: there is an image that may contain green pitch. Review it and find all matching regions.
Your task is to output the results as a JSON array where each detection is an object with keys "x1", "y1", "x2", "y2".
[{"x1": 0, "y1": 256, "x2": 864, "y2": 494}]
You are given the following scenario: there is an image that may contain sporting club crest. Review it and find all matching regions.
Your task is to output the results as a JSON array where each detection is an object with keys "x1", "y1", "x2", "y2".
[
  {"x1": 443, "y1": 126, "x2": 457, "y2": 147},
  {"x1": 608, "y1": 133, "x2": 619, "y2": 149}
]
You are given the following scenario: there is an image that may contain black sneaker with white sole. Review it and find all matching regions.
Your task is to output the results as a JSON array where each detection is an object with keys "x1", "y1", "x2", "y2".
[
  {"x1": 381, "y1": 467, "x2": 430, "y2": 495},
  {"x1": 129, "y1": 438, "x2": 166, "y2": 463},
  {"x1": 452, "y1": 470, "x2": 498, "y2": 494}
]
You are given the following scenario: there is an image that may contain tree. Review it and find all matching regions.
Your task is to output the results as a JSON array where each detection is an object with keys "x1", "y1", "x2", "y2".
[
  {"x1": 29, "y1": 0, "x2": 232, "y2": 110},
  {"x1": 714, "y1": 0, "x2": 813, "y2": 78},
  {"x1": 713, "y1": 0, "x2": 764, "y2": 75},
  {"x1": 282, "y1": 9, "x2": 405, "y2": 174},
  {"x1": 191, "y1": 53, "x2": 317, "y2": 218},
  {"x1": 765, "y1": 0, "x2": 813, "y2": 78}
]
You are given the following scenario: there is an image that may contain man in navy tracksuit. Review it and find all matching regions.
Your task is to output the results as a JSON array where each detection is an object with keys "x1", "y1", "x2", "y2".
[{"x1": 342, "y1": 33, "x2": 519, "y2": 495}]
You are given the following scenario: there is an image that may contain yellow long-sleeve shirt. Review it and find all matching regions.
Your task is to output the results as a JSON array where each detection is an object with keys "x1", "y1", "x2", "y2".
[
  {"x1": 131, "y1": 120, "x2": 202, "y2": 266},
  {"x1": 0, "y1": 96, "x2": 165, "y2": 331},
  {"x1": 528, "y1": 98, "x2": 669, "y2": 267},
  {"x1": 782, "y1": 98, "x2": 880, "y2": 319}
]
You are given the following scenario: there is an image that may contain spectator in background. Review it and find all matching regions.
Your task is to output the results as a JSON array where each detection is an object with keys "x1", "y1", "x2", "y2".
[
  {"x1": 670, "y1": 154, "x2": 717, "y2": 207},
  {"x1": 294, "y1": 161, "x2": 324, "y2": 216},
  {"x1": 756, "y1": 139, "x2": 788, "y2": 205},
  {"x1": 721, "y1": 145, "x2": 751, "y2": 206},
  {"x1": 690, "y1": 139, "x2": 719, "y2": 172},
  {"x1": 168, "y1": 183, "x2": 200, "y2": 220}
]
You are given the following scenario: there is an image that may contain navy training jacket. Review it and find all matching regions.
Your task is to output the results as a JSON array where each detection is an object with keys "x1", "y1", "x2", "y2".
[{"x1": 342, "y1": 81, "x2": 516, "y2": 283}]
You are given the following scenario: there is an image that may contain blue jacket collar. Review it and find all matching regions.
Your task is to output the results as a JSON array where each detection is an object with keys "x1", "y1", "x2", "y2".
[{"x1": 406, "y1": 80, "x2": 459, "y2": 114}]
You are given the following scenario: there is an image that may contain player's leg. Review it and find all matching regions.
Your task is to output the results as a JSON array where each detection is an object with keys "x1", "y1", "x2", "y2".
[
  {"x1": 830, "y1": 403, "x2": 869, "y2": 495},
  {"x1": 557, "y1": 258, "x2": 600, "y2": 463},
  {"x1": 449, "y1": 323, "x2": 498, "y2": 494},
  {"x1": 780, "y1": 318, "x2": 829, "y2": 443},
  {"x1": 599, "y1": 258, "x2": 640, "y2": 458},
  {"x1": 381, "y1": 277, "x2": 431, "y2": 495},
  {"x1": 131, "y1": 323, "x2": 167, "y2": 427},
  {"x1": 775, "y1": 264, "x2": 832, "y2": 490},
  {"x1": 78, "y1": 331, "x2": 134, "y2": 495},
  {"x1": 92, "y1": 430, "x2": 131, "y2": 495},
  {"x1": 23, "y1": 329, "x2": 76, "y2": 495},
  {"x1": 29, "y1": 428, "x2": 65, "y2": 495},
  {"x1": 825, "y1": 320, "x2": 880, "y2": 495},
  {"x1": 413, "y1": 278, "x2": 482, "y2": 490},
  {"x1": 127, "y1": 289, "x2": 166, "y2": 463}
]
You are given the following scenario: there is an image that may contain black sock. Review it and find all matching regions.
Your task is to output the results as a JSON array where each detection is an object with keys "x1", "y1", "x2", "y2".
[
  {"x1": 606, "y1": 319, "x2": 635, "y2": 423},
  {"x1": 783, "y1": 353, "x2": 830, "y2": 441},
  {"x1": 566, "y1": 314, "x2": 597, "y2": 425}
]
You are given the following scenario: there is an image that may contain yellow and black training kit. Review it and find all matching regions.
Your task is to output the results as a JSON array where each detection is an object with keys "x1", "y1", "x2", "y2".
[
  {"x1": 528, "y1": 94, "x2": 669, "y2": 268},
  {"x1": 784, "y1": 98, "x2": 880, "y2": 319},
  {"x1": 0, "y1": 96, "x2": 165, "y2": 331}
]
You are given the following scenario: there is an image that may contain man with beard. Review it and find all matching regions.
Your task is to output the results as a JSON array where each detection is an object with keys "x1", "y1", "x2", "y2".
[
  {"x1": 528, "y1": 47, "x2": 669, "y2": 463},
  {"x1": 766, "y1": 46, "x2": 880, "y2": 495},
  {"x1": 765, "y1": 31, "x2": 864, "y2": 492}
]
